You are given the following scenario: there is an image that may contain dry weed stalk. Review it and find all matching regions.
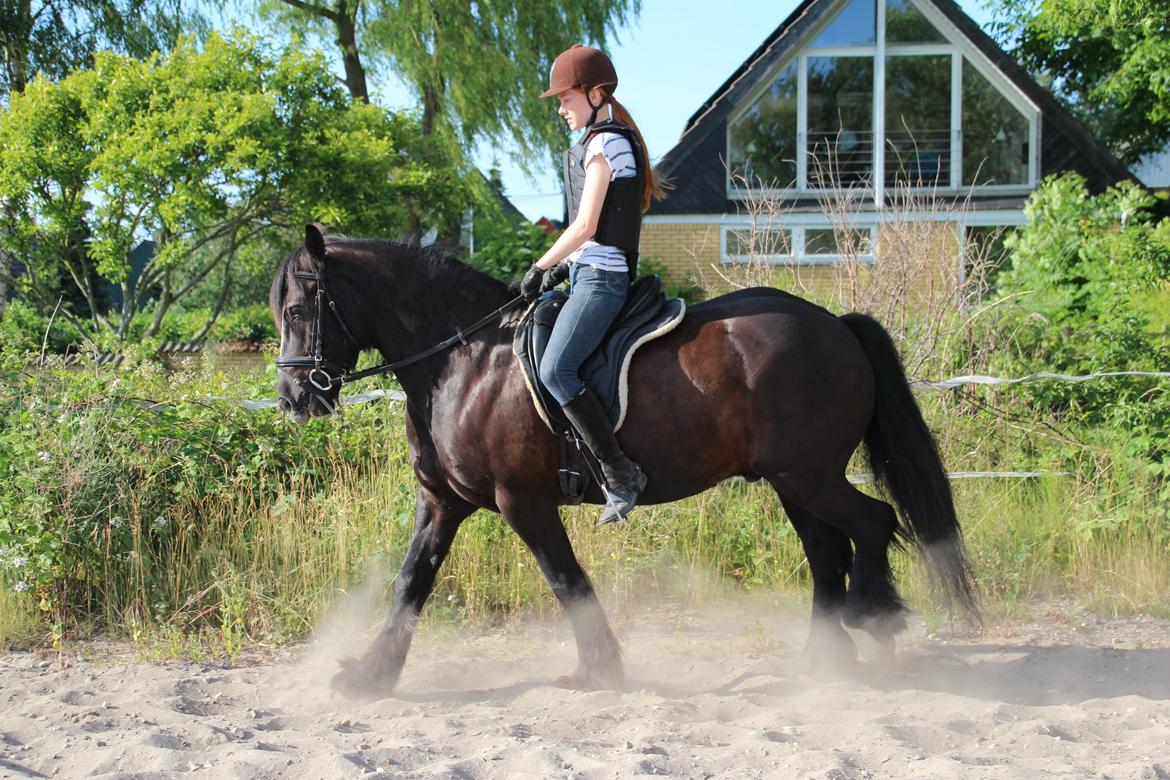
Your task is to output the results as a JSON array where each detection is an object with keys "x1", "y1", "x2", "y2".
[{"x1": 698, "y1": 144, "x2": 1007, "y2": 380}]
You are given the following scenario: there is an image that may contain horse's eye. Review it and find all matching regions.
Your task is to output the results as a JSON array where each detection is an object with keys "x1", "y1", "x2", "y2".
[{"x1": 286, "y1": 308, "x2": 304, "y2": 323}]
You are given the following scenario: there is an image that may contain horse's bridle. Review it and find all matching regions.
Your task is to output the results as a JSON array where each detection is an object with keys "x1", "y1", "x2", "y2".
[
  {"x1": 274, "y1": 258, "x2": 361, "y2": 394},
  {"x1": 275, "y1": 252, "x2": 525, "y2": 398}
]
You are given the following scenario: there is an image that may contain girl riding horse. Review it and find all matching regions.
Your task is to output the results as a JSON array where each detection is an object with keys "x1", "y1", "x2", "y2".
[{"x1": 518, "y1": 45, "x2": 665, "y2": 526}]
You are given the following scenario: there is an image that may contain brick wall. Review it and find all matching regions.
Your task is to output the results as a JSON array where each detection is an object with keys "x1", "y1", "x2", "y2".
[{"x1": 639, "y1": 222, "x2": 721, "y2": 286}]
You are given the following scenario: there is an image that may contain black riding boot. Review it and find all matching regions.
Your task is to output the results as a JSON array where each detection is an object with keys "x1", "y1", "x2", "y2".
[{"x1": 561, "y1": 386, "x2": 648, "y2": 525}]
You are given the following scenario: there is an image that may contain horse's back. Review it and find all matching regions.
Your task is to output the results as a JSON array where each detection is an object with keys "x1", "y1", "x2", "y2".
[{"x1": 619, "y1": 285, "x2": 875, "y2": 493}]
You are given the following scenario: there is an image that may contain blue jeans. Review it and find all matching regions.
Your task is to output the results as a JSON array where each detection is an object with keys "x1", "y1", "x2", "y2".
[{"x1": 538, "y1": 263, "x2": 630, "y2": 405}]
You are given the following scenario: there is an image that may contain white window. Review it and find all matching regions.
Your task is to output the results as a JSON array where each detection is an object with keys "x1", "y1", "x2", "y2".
[{"x1": 721, "y1": 224, "x2": 877, "y2": 264}]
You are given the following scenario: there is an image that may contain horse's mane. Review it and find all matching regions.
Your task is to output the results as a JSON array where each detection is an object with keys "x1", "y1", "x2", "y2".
[
  {"x1": 270, "y1": 235, "x2": 510, "y2": 315},
  {"x1": 330, "y1": 236, "x2": 507, "y2": 292}
]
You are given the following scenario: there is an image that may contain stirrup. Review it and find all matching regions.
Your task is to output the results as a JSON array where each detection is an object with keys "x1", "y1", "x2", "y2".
[{"x1": 597, "y1": 465, "x2": 646, "y2": 526}]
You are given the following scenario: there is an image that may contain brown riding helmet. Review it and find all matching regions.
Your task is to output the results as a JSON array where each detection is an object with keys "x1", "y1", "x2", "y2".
[{"x1": 540, "y1": 45, "x2": 618, "y2": 98}]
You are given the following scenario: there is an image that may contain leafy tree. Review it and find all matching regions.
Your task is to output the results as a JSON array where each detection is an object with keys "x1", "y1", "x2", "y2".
[
  {"x1": 260, "y1": 0, "x2": 640, "y2": 166},
  {"x1": 0, "y1": 31, "x2": 465, "y2": 346},
  {"x1": 0, "y1": 0, "x2": 206, "y2": 100},
  {"x1": 989, "y1": 173, "x2": 1170, "y2": 459},
  {"x1": 991, "y1": 0, "x2": 1170, "y2": 163}
]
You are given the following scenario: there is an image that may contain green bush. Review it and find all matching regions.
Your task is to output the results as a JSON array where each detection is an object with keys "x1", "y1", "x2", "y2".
[
  {"x1": 0, "y1": 299, "x2": 278, "y2": 354},
  {"x1": 0, "y1": 299, "x2": 86, "y2": 354},
  {"x1": 0, "y1": 346, "x2": 395, "y2": 636},
  {"x1": 639, "y1": 255, "x2": 705, "y2": 303},
  {"x1": 988, "y1": 173, "x2": 1170, "y2": 463},
  {"x1": 124, "y1": 303, "x2": 278, "y2": 346},
  {"x1": 467, "y1": 219, "x2": 556, "y2": 281}
]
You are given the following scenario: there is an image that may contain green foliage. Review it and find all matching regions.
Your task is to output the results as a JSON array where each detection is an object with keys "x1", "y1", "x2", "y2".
[
  {"x1": 0, "y1": 31, "x2": 466, "y2": 346},
  {"x1": 989, "y1": 173, "x2": 1170, "y2": 461},
  {"x1": 467, "y1": 219, "x2": 557, "y2": 281},
  {"x1": 125, "y1": 303, "x2": 279, "y2": 346},
  {"x1": 639, "y1": 255, "x2": 706, "y2": 303},
  {"x1": 0, "y1": 0, "x2": 205, "y2": 98},
  {"x1": 0, "y1": 300, "x2": 86, "y2": 354},
  {"x1": 0, "y1": 346, "x2": 396, "y2": 636},
  {"x1": 0, "y1": 299, "x2": 278, "y2": 354},
  {"x1": 263, "y1": 0, "x2": 641, "y2": 168},
  {"x1": 991, "y1": 0, "x2": 1170, "y2": 163}
]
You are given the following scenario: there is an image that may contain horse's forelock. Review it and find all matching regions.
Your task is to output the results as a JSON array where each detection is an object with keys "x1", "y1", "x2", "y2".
[{"x1": 269, "y1": 246, "x2": 303, "y2": 319}]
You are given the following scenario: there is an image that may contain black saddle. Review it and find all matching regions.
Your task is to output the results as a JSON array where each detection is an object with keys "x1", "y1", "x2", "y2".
[{"x1": 513, "y1": 274, "x2": 686, "y2": 432}]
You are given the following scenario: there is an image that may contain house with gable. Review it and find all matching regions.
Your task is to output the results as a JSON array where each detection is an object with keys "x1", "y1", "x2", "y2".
[{"x1": 640, "y1": 0, "x2": 1133, "y2": 291}]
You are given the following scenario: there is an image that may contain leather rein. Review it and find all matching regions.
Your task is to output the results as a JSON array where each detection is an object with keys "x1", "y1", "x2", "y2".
[{"x1": 274, "y1": 256, "x2": 525, "y2": 395}]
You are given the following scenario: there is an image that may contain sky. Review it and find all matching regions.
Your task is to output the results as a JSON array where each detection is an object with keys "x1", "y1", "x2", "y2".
[{"x1": 368, "y1": 0, "x2": 1004, "y2": 222}]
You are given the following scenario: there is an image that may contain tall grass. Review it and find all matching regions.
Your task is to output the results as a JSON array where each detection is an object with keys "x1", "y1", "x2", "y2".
[{"x1": 3, "y1": 355, "x2": 1166, "y2": 653}]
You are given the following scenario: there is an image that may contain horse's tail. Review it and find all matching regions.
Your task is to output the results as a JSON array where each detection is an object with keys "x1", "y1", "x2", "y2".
[{"x1": 840, "y1": 312, "x2": 979, "y2": 620}]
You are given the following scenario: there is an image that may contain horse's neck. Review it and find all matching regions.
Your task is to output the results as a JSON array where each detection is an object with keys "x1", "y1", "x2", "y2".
[{"x1": 351, "y1": 244, "x2": 510, "y2": 401}]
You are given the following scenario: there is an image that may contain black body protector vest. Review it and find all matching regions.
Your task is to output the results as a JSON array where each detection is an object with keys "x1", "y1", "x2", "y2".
[{"x1": 563, "y1": 118, "x2": 645, "y2": 279}]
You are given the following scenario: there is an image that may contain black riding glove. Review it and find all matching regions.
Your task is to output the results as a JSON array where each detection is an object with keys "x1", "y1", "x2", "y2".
[
  {"x1": 519, "y1": 264, "x2": 544, "y2": 302},
  {"x1": 541, "y1": 261, "x2": 570, "y2": 292}
]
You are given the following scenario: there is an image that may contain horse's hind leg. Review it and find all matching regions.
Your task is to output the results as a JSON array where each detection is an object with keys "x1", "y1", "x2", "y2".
[
  {"x1": 497, "y1": 494, "x2": 624, "y2": 690},
  {"x1": 776, "y1": 493, "x2": 857, "y2": 675},
  {"x1": 782, "y1": 477, "x2": 907, "y2": 647},
  {"x1": 331, "y1": 487, "x2": 473, "y2": 700}
]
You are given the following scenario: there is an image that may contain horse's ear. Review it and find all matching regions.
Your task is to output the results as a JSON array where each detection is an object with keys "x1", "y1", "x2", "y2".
[{"x1": 305, "y1": 222, "x2": 327, "y2": 261}]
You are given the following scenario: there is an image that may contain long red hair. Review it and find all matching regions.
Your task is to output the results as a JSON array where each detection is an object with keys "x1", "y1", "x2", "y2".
[{"x1": 596, "y1": 90, "x2": 666, "y2": 213}]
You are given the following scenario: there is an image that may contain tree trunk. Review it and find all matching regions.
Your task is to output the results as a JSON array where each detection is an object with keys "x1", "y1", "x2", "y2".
[
  {"x1": 146, "y1": 269, "x2": 172, "y2": 339},
  {"x1": 421, "y1": 77, "x2": 441, "y2": 135},
  {"x1": 0, "y1": 0, "x2": 33, "y2": 97},
  {"x1": 334, "y1": 0, "x2": 369, "y2": 102},
  {"x1": 275, "y1": 0, "x2": 369, "y2": 102},
  {"x1": 192, "y1": 264, "x2": 232, "y2": 343}
]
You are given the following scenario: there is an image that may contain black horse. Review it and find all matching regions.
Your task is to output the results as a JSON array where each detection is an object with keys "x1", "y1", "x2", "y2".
[{"x1": 270, "y1": 224, "x2": 976, "y2": 698}]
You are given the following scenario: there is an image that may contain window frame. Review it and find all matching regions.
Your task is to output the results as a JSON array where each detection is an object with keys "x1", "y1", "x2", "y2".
[
  {"x1": 720, "y1": 223, "x2": 879, "y2": 265},
  {"x1": 725, "y1": 0, "x2": 1040, "y2": 201}
]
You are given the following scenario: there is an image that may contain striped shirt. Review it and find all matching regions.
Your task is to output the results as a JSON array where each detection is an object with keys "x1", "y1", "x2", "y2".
[{"x1": 568, "y1": 131, "x2": 638, "y2": 272}]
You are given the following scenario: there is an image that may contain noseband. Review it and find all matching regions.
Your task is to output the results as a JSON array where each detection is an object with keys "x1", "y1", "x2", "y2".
[{"x1": 275, "y1": 253, "x2": 525, "y2": 399}]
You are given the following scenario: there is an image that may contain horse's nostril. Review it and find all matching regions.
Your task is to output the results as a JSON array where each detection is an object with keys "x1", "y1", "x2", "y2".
[{"x1": 278, "y1": 397, "x2": 291, "y2": 413}]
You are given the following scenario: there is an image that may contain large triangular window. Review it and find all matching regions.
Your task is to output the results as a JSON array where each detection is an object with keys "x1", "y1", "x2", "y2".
[
  {"x1": 811, "y1": 0, "x2": 875, "y2": 46},
  {"x1": 728, "y1": 63, "x2": 798, "y2": 188},
  {"x1": 885, "y1": 0, "x2": 945, "y2": 44},
  {"x1": 727, "y1": 0, "x2": 1037, "y2": 196}
]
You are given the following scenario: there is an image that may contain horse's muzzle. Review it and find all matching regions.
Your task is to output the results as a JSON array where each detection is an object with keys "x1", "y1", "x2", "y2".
[{"x1": 278, "y1": 391, "x2": 337, "y2": 423}]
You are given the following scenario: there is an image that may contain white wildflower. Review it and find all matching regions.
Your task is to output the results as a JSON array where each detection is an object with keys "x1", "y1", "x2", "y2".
[
  {"x1": 126, "y1": 551, "x2": 140, "y2": 560},
  {"x1": 152, "y1": 515, "x2": 167, "y2": 529},
  {"x1": 13, "y1": 582, "x2": 30, "y2": 593},
  {"x1": 37, "y1": 451, "x2": 51, "y2": 463},
  {"x1": 110, "y1": 516, "x2": 125, "y2": 529},
  {"x1": 11, "y1": 556, "x2": 28, "y2": 569}
]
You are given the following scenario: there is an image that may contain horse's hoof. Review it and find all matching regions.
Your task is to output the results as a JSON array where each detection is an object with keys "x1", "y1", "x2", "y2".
[
  {"x1": 330, "y1": 656, "x2": 399, "y2": 702},
  {"x1": 799, "y1": 619, "x2": 858, "y2": 681},
  {"x1": 863, "y1": 632, "x2": 897, "y2": 665},
  {"x1": 555, "y1": 665, "x2": 623, "y2": 691}
]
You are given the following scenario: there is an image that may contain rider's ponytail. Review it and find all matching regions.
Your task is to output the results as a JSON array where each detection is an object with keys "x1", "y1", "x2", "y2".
[{"x1": 605, "y1": 95, "x2": 666, "y2": 212}]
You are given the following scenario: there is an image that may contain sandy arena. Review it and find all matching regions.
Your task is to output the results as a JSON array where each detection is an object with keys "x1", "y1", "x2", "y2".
[{"x1": 2, "y1": 598, "x2": 1169, "y2": 779}]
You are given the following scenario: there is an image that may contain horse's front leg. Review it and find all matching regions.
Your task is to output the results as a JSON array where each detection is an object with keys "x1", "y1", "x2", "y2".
[
  {"x1": 498, "y1": 493, "x2": 624, "y2": 690},
  {"x1": 331, "y1": 486, "x2": 473, "y2": 700}
]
